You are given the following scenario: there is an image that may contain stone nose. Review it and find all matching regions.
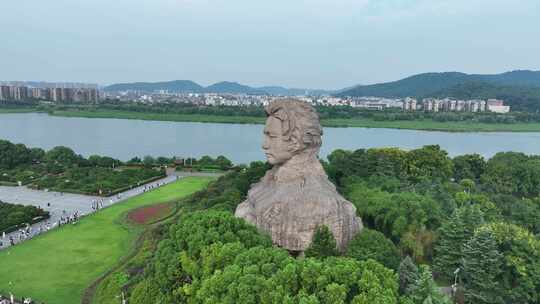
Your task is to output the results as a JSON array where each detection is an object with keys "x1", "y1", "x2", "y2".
[{"x1": 262, "y1": 138, "x2": 270, "y2": 150}]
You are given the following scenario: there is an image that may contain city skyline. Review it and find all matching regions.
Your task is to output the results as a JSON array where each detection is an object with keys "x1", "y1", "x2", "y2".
[{"x1": 1, "y1": 0, "x2": 539, "y2": 89}]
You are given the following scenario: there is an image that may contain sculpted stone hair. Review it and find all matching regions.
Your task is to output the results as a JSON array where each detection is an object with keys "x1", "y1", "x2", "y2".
[{"x1": 265, "y1": 99, "x2": 323, "y2": 151}]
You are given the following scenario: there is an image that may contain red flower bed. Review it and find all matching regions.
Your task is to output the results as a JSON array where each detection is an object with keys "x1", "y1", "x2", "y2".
[{"x1": 128, "y1": 203, "x2": 173, "y2": 225}]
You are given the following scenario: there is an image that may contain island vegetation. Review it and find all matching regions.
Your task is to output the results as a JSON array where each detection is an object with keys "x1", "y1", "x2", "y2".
[
  {"x1": 0, "y1": 139, "x2": 233, "y2": 195},
  {"x1": 0, "y1": 140, "x2": 166, "y2": 195}
]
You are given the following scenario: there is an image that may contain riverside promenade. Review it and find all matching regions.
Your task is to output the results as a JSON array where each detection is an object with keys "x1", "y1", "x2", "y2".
[{"x1": 0, "y1": 170, "x2": 222, "y2": 250}]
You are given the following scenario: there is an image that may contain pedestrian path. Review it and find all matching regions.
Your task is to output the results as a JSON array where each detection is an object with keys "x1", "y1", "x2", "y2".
[{"x1": 0, "y1": 174, "x2": 179, "y2": 250}]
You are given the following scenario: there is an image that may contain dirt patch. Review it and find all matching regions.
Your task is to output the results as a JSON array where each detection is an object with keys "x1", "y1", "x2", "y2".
[{"x1": 128, "y1": 203, "x2": 173, "y2": 225}]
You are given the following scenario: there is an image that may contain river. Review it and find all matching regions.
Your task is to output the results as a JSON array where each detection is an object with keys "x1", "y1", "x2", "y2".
[{"x1": 1, "y1": 113, "x2": 539, "y2": 164}]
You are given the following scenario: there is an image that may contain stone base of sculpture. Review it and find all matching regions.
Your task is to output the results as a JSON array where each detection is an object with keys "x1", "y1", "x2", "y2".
[{"x1": 235, "y1": 155, "x2": 362, "y2": 252}]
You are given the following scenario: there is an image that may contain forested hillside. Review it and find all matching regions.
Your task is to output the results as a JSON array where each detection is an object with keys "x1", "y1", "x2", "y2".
[{"x1": 337, "y1": 70, "x2": 540, "y2": 101}]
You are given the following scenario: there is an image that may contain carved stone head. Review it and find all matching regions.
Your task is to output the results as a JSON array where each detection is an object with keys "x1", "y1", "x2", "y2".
[{"x1": 262, "y1": 99, "x2": 323, "y2": 165}]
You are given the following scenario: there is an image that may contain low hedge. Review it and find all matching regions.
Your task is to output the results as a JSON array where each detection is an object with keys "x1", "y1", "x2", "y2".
[{"x1": 106, "y1": 173, "x2": 166, "y2": 197}]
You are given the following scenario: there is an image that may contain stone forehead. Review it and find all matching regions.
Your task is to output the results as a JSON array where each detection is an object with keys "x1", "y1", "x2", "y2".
[{"x1": 265, "y1": 99, "x2": 323, "y2": 136}]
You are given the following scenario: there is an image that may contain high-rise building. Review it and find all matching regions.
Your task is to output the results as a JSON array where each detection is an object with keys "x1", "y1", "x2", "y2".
[
  {"x1": 31, "y1": 88, "x2": 42, "y2": 99},
  {"x1": 9, "y1": 86, "x2": 29, "y2": 100},
  {"x1": 62, "y1": 88, "x2": 75, "y2": 102},
  {"x1": 0, "y1": 86, "x2": 11, "y2": 100},
  {"x1": 51, "y1": 88, "x2": 63, "y2": 102}
]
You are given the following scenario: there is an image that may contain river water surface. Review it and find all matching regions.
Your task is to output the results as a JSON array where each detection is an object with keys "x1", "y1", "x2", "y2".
[{"x1": 1, "y1": 113, "x2": 539, "y2": 164}]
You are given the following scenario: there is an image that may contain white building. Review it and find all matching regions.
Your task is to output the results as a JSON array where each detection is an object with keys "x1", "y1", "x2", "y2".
[{"x1": 488, "y1": 105, "x2": 510, "y2": 113}]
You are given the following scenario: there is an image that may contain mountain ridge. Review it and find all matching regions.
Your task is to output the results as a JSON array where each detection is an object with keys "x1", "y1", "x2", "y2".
[
  {"x1": 337, "y1": 70, "x2": 540, "y2": 97},
  {"x1": 103, "y1": 70, "x2": 540, "y2": 98},
  {"x1": 104, "y1": 80, "x2": 334, "y2": 96}
]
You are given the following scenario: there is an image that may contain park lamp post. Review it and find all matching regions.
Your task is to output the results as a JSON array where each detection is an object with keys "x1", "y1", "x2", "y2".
[
  {"x1": 115, "y1": 291, "x2": 126, "y2": 304},
  {"x1": 451, "y1": 267, "x2": 460, "y2": 301}
]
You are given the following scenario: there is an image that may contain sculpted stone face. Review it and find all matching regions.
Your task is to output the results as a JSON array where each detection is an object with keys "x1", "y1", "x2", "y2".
[
  {"x1": 262, "y1": 116, "x2": 295, "y2": 165},
  {"x1": 235, "y1": 99, "x2": 362, "y2": 253}
]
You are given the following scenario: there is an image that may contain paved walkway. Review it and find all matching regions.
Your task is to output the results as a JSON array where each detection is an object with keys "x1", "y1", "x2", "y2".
[{"x1": 0, "y1": 174, "x2": 181, "y2": 250}]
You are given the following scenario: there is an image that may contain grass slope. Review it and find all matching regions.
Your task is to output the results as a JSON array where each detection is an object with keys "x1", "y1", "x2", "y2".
[
  {"x1": 50, "y1": 109, "x2": 540, "y2": 132},
  {"x1": 0, "y1": 176, "x2": 213, "y2": 304}
]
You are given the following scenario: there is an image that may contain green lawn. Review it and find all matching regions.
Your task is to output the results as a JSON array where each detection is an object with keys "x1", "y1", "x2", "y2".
[
  {"x1": 0, "y1": 176, "x2": 214, "y2": 304},
  {"x1": 49, "y1": 109, "x2": 540, "y2": 132}
]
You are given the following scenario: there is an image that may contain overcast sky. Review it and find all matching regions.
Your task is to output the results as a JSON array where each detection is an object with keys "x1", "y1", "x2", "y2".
[{"x1": 1, "y1": 0, "x2": 539, "y2": 89}]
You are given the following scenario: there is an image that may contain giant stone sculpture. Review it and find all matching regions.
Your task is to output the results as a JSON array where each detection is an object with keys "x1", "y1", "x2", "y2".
[{"x1": 235, "y1": 99, "x2": 362, "y2": 252}]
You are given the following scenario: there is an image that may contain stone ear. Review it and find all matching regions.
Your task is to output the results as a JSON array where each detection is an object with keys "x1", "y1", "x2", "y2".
[
  {"x1": 288, "y1": 137, "x2": 302, "y2": 152},
  {"x1": 303, "y1": 128, "x2": 322, "y2": 146}
]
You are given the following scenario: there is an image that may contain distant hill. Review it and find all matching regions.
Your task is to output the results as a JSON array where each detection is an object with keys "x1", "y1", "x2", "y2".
[
  {"x1": 257, "y1": 86, "x2": 333, "y2": 96},
  {"x1": 104, "y1": 80, "x2": 331, "y2": 96},
  {"x1": 104, "y1": 80, "x2": 204, "y2": 93},
  {"x1": 337, "y1": 70, "x2": 540, "y2": 98},
  {"x1": 205, "y1": 81, "x2": 266, "y2": 95}
]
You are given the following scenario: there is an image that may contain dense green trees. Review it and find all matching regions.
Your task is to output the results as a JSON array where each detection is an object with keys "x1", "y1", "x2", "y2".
[
  {"x1": 0, "y1": 140, "x2": 36, "y2": 169},
  {"x1": 452, "y1": 154, "x2": 486, "y2": 182},
  {"x1": 345, "y1": 183, "x2": 440, "y2": 262},
  {"x1": 304, "y1": 225, "x2": 339, "y2": 258},
  {"x1": 132, "y1": 210, "x2": 408, "y2": 304},
  {"x1": 479, "y1": 222, "x2": 540, "y2": 303},
  {"x1": 123, "y1": 144, "x2": 540, "y2": 303},
  {"x1": 346, "y1": 229, "x2": 400, "y2": 269},
  {"x1": 481, "y1": 152, "x2": 540, "y2": 197},
  {"x1": 44, "y1": 146, "x2": 82, "y2": 166}
]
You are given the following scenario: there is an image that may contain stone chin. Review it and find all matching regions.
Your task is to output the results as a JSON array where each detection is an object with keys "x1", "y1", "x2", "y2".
[{"x1": 265, "y1": 155, "x2": 286, "y2": 166}]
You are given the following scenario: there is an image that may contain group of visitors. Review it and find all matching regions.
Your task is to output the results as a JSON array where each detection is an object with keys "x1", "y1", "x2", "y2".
[
  {"x1": 58, "y1": 210, "x2": 80, "y2": 226},
  {"x1": 0, "y1": 293, "x2": 36, "y2": 304},
  {"x1": 142, "y1": 181, "x2": 166, "y2": 193},
  {"x1": 0, "y1": 221, "x2": 53, "y2": 249},
  {"x1": 1, "y1": 209, "x2": 83, "y2": 249},
  {"x1": 91, "y1": 199, "x2": 104, "y2": 211}
]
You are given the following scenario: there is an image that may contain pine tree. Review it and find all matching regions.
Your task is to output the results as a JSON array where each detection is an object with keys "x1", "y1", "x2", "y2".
[
  {"x1": 408, "y1": 265, "x2": 451, "y2": 304},
  {"x1": 461, "y1": 204, "x2": 485, "y2": 237},
  {"x1": 433, "y1": 206, "x2": 484, "y2": 281},
  {"x1": 398, "y1": 256, "x2": 420, "y2": 295},
  {"x1": 305, "y1": 225, "x2": 338, "y2": 258},
  {"x1": 462, "y1": 230, "x2": 503, "y2": 304},
  {"x1": 433, "y1": 209, "x2": 467, "y2": 281}
]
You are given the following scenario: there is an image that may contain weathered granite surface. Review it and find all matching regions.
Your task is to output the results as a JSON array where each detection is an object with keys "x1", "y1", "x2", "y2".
[{"x1": 235, "y1": 99, "x2": 362, "y2": 252}]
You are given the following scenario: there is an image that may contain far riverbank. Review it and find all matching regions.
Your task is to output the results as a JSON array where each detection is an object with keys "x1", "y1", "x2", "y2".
[
  {"x1": 49, "y1": 109, "x2": 540, "y2": 132},
  {"x1": 3, "y1": 107, "x2": 540, "y2": 132}
]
